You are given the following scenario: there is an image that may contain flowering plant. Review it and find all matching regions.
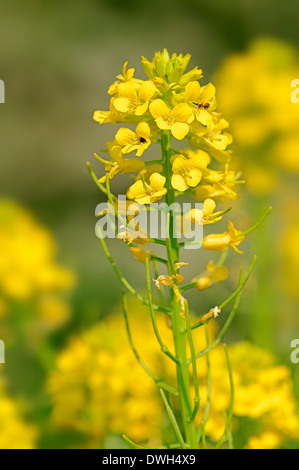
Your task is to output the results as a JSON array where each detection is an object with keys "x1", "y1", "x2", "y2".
[{"x1": 88, "y1": 49, "x2": 270, "y2": 449}]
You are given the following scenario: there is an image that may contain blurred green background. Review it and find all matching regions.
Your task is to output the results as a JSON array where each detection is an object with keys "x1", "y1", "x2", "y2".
[{"x1": 1, "y1": 0, "x2": 299, "y2": 449}]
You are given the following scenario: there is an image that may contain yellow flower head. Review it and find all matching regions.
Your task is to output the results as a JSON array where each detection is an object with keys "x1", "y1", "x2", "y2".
[
  {"x1": 127, "y1": 172, "x2": 167, "y2": 204},
  {"x1": 149, "y1": 99, "x2": 193, "y2": 140},
  {"x1": 97, "y1": 144, "x2": 146, "y2": 182},
  {"x1": 115, "y1": 122, "x2": 151, "y2": 156},
  {"x1": 171, "y1": 154, "x2": 204, "y2": 191},
  {"x1": 185, "y1": 81, "x2": 216, "y2": 125},
  {"x1": 108, "y1": 61, "x2": 137, "y2": 95},
  {"x1": 203, "y1": 220, "x2": 245, "y2": 253},
  {"x1": 180, "y1": 199, "x2": 223, "y2": 230},
  {"x1": 113, "y1": 81, "x2": 157, "y2": 116}
]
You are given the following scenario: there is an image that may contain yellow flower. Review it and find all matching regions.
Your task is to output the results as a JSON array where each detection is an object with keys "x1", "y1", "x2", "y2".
[
  {"x1": 93, "y1": 97, "x2": 125, "y2": 124},
  {"x1": 194, "y1": 168, "x2": 238, "y2": 201},
  {"x1": 130, "y1": 247, "x2": 153, "y2": 262},
  {"x1": 48, "y1": 301, "x2": 175, "y2": 446},
  {"x1": 108, "y1": 61, "x2": 137, "y2": 95},
  {"x1": 181, "y1": 148, "x2": 211, "y2": 166},
  {"x1": 149, "y1": 99, "x2": 193, "y2": 140},
  {"x1": 153, "y1": 271, "x2": 185, "y2": 317},
  {"x1": 0, "y1": 381, "x2": 37, "y2": 449},
  {"x1": 127, "y1": 173, "x2": 167, "y2": 204},
  {"x1": 192, "y1": 260, "x2": 229, "y2": 290},
  {"x1": 98, "y1": 155, "x2": 145, "y2": 183},
  {"x1": 185, "y1": 81, "x2": 216, "y2": 125},
  {"x1": 245, "y1": 432, "x2": 282, "y2": 450},
  {"x1": 0, "y1": 200, "x2": 75, "y2": 302},
  {"x1": 203, "y1": 118, "x2": 233, "y2": 151},
  {"x1": 171, "y1": 154, "x2": 204, "y2": 191},
  {"x1": 203, "y1": 221, "x2": 245, "y2": 253},
  {"x1": 115, "y1": 122, "x2": 151, "y2": 156},
  {"x1": 113, "y1": 81, "x2": 157, "y2": 116},
  {"x1": 180, "y1": 199, "x2": 223, "y2": 231},
  {"x1": 117, "y1": 223, "x2": 150, "y2": 245}
]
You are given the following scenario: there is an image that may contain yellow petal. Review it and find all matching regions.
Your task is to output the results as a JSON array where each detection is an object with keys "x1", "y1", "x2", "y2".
[
  {"x1": 135, "y1": 101, "x2": 149, "y2": 116},
  {"x1": 151, "y1": 188, "x2": 167, "y2": 202},
  {"x1": 171, "y1": 174, "x2": 188, "y2": 192},
  {"x1": 185, "y1": 81, "x2": 201, "y2": 102},
  {"x1": 127, "y1": 180, "x2": 145, "y2": 200},
  {"x1": 115, "y1": 128, "x2": 136, "y2": 145},
  {"x1": 136, "y1": 141, "x2": 150, "y2": 156},
  {"x1": 113, "y1": 97, "x2": 131, "y2": 113},
  {"x1": 135, "y1": 122, "x2": 151, "y2": 140},
  {"x1": 196, "y1": 109, "x2": 211, "y2": 126},
  {"x1": 172, "y1": 155, "x2": 188, "y2": 173},
  {"x1": 149, "y1": 99, "x2": 169, "y2": 119},
  {"x1": 138, "y1": 81, "x2": 157, "y2": 102},
  {"x1": 155, "y1": 116, "x2": 171, "y2": 130},
  {"x1": 93, "y1": 110, "x2": 110, "y2": 123},
  {"x1": 203, "y1": 198, "x2": 216, "y2": 217},
  {"x1": 171, "y1": 122, "x2": 189, "y2": 140},
  {"x1": 186, "y1": 168, "x2": 202, "y2": 187},
  {"x1": 149, "y1": 172, "x2": 166, "y2": 191},
  {"x1": 213, "y1": 265, "x2": 229, "y2": 283},
  {"x1": 117, "y1": 81, "x2": 138, "y2": 99},
  {"x1": 172, "y1": 103, "x2": 193, "y2": 123}
]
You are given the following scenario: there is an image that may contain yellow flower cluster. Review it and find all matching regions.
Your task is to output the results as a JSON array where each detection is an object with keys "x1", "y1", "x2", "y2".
[
  {"x1": 0, "y1": 200, "x2": 75, "y2": 332},
  {"x1": 195, "y1": 339, "x2": 299, "y2": 448},
  {"x1": 93, "y1": 48, "x2": 245, "y2": 260},
  {"x1": 47, "y1": 302, "x2": 170, "y2": 446},
  {"x1": 215, "y1": 38, "x2": 299, "y2": 193},
  {"x1": 48, "y1": 305, "x2": 299, "y2": 449},
  {"x1": 0, "y1": 377, "x2": 36, "y2": 449}
]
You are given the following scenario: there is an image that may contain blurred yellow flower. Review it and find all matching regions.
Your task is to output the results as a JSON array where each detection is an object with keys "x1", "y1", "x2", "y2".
[
  {"x1": 215, "y1": 38, "x2": 299, "y2": 192},
  {"x1": 48, "y1": 305, "x2": 299, "y2": 449},
  {"x1": 0, "y1": 200, "x2": 75, "y2": 302},
  {"x1": 192, "y1": 260, "x2": 229, "y2": 290},
  {"x1": 48, "y1": 303, "x2": 174, "y2": 446},
  {"x1": 0, "y1": 378, "x2": 36, "y2": 449}
]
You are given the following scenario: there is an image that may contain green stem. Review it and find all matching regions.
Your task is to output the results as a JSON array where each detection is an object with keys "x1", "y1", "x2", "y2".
[
  {"x1": 214, "y1": 344, "x2": 234, "y2": 449},
  {"x1": 122, "y1": 291, "x2": 178, "y2": 396},
  {"x1": 161, "y1": 130, "x2": 198, "y2": 449},
  {"x1": 159, "y1": 389, "x2": 186, "y2": 449},
  {"x1": 145, "y1": 258, "x2": 178, "y2": 363},
  {"x1": 185, "y1": 299, "x2": 200, "y2": 421}
]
